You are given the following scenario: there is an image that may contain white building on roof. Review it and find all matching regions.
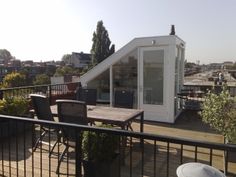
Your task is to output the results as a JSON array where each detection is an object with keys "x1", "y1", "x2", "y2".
[{"x1": 80, "y1": 35, "x2": 185, "y2": 123}]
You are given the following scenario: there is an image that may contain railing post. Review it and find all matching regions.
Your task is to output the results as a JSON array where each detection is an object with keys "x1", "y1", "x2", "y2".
[
  {"x1": 0, "y1": 90, "x2": 3, "y2": 99},
  {"x1": 75, "y1": 130, "x2": 82, "y2": 177},
  {"x1": 48, "y1": 85, "x2": 52, "y2": 105}
]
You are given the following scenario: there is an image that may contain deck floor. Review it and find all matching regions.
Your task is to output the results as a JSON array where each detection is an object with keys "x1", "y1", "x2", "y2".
[{"x1": 0, "y1": 110, "x2": 235, "y2": 177}]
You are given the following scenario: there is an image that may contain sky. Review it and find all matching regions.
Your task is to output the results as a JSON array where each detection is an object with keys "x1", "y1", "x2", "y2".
[{"x1": 0, "y1": 0, "x2": 235, "y2": 64}]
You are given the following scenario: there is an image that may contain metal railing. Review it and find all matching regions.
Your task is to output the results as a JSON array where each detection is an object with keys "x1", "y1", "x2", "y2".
[
  {"x1": 0, "y1": 115, "x2": 235, "y2": 177},
  {"x1": 0, "y1": 82, "x2": 80, "y2": 104},
  {"x1": 183, "y1": 84, "x2": 236, "y2": 97}
]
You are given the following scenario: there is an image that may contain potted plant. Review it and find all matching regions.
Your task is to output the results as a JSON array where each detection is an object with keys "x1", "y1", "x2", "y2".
[
  {"x1": 0, "y1": 96, "x2": 31, "y2": 138},
  {"x1": 201, "y1": 86, "x2": 236, "y2": 162},
  {"x1": 0, "y1": 96, "x2": 30, "y2": 116},
  {"x1": 82, "y1": 124, "x2": 120, "y2": 177}
]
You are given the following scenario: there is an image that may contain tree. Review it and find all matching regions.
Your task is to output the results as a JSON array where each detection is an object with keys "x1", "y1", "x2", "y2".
[
  {"x1": 61, "y1": 54, "x2": 72, "y2": 64},
  {"x1": 91, "y1": 21, "x2": 115, "y2": 64},
  {"x1": 54, "y1": 66, "x2": 80, "y2": 77},
  {"x1": 0, "y1": 49, "x2": 13, "y2": 64},
  {"x1": 2, "y1": 72, "x2": 26, "y2": 88},
  {"x1": 201, "y1": 87, "x2": 236, "y2": 143},
  {"x1": 33, "y1": 74, "x2": 50, "y2": 85}
]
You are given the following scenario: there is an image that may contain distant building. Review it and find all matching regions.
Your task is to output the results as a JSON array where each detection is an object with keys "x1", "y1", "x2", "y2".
[
  {"x1": 8, "y1": 59, "x2": 21, "y2": 67},
  {"x1": 0, "y1": 59, "x2": 5, "y2": 66},
  {"x1": 22, "y1": 60, "x2": 34, "y2": 67},
  {"x1": 70, "y1": 52, "x2": 92, "y2": 69},
  {"x1": 208, "y1": 63, "x2": 222, "y2": 70},
  {"x1": 223, "y1": 61, "x2": 234, "y2": 70}
]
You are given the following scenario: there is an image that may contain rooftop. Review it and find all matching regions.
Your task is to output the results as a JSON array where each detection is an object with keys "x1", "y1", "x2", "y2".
[{"x1": 0, "y1": 110, "x2": 234, "y2": 177}]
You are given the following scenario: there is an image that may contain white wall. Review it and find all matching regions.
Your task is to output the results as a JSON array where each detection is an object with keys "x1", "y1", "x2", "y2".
[{"x1": 50, "y1": 76, "x2": 64, "y2": 84}]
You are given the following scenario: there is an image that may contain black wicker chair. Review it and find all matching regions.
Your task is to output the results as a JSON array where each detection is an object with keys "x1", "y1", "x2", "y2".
[
  {"x1": 114, "y1": 90, "x2": 134, "y2": 131},
  {"x1": 114, "y1": 90, "x2": 134, "y2": 109},
  {"x1": 56, "y1": 99, "x2": 88, "y2": 174},
  {"x1": 30, "y1": 94, "x2": 59, "y2": 156},
  {"x1": 76, "y1": 88, "x2": 97, "y2": 105}
]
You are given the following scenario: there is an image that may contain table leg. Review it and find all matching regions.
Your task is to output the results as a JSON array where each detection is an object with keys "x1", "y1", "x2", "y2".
[
  {"x1": 120, "y1": 125, "x2": 126, "y2": 165},
  {"x1": 140, "y1": 112, "x2": 144, "y2": 145}
]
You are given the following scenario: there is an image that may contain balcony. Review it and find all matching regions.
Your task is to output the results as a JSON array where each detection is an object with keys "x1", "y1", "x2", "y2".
[{"x1": 0, "y1": 83, "x2": 235, "y2": 177}]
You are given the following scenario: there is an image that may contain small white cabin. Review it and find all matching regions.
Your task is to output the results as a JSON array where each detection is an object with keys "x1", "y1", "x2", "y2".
[{"x1": 80, "y1": 35, "x2": 185, "y2": 123}]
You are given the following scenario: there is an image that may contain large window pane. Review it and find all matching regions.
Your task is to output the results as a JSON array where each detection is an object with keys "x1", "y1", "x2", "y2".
[
  {"x1": 112, "y1": 49, "x2": 138, "y2": 108},
  {"x1": 143, "y1": 50, "x2": 164, "y2": 105},
  {"x1": 87, "y1": 69, "x2": 110, "y2": 101}
]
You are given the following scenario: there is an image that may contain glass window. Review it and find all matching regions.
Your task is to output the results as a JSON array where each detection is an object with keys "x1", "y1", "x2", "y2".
[
  {"x1": 112, "y1": 49, "x2": 138, "y2": 107},
  {"x1": 87, "y1": 69, "x2": 110, "y2": 102},
  {"x1": 143, "y1": 50, "x2": 164, "y2": 105}
]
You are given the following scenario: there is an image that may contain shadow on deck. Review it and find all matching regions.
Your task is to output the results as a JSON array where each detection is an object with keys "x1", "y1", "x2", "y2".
[{"x1": 0, "y1": 110, "x2": 235, "y2": 177}]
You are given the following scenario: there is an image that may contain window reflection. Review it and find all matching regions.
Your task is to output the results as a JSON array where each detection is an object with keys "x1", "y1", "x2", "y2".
[
  {"x1": 87, "y1": 69, "x2": 110, "y2": 101},
  {"x1": 112, "y1": 50, "x2": 138, "y2": 108},
  {"x1": 143, "y1": 50, "x2": 164, "y2": 105}
]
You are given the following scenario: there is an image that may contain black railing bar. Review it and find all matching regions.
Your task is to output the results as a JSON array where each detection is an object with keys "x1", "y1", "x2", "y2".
[
  {"x1": 180, "y1": 144, "x2": 183, "y2": 164},
  {"x1": 8, "y1": 121, "x2": 11, "y2": 177},
  {"x1": 209, "y1": 148, "x2": 213, "y2": 166},
  {"x1": 48, "y1": 126, "x2": 51, "y2": 177},
  {"x1": 167, "y1": 142, "x2": 169, "y2": 177},
  {"x1": 194, "y1": 146, "x2": 197, "y2": 162},
  {"x1": 31, "y1": 124, "x2": 34, "y2": 177},
  {"x1": 0, "y1": 82, "x2": 80, "y2": 92},
  {"x1": 40, "y1": 126, "x2": 43, "y2": 177},
  {"x1": 141, "y1": 137, "x2": 144, "y2": 177},
  {"x1": 16, "y1": 122, "x2": 19, "y2": 177},
  {"x1": 154, "y1": 140, "x2": 157, "y2": 177},
  {"x1": 1, "y1": 114, "x2": 236, "y2": 152},
  {"x1": 118, "y1": 136, "x2": 121, "y2": 177},
  {"x1": 57, "y1": 130, "x2": 60, "y2": 177},
  {"x1": 75, "y1": 131, "x2": 81, "y2": 177},
  {"x1": 225, "y1": 151, "x2": 229, "y2": 175},
  {"x1": 1, "y1": 123, "x2": 4, "y2": 177},
  {"x1": 130, "y1": 137, "x2": 132, "y2": 177},
  {"x1": 23, "y1": 123, "x2": 26, "y2": 177}
]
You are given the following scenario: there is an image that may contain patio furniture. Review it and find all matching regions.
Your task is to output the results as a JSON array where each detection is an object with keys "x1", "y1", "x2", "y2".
[
  {"x1": 30, "y1": 94, "x2": 59, "y2": 156},
  {"x1": 177, "y1": 90, "x2": 203, "y2": 111},
  {"x1": 50, "y1": 104, "x2": 143, "y2": 133},
  {"x1": 114, "y1": 90, "x2": 134, "y2": 109},
  {"x1": 56, "y1": 99, "x2": 88, "y2": 174},
  {"x1": 76, "y1": 88, "x2": 97, "y2": 105},
  {"x1": 176, "y1": 162, "x2": 226, "y2": 177},
  {"x1": 114, "y1": 90, "x2": 134, "y2": 130},
  {"x1": 49, "y1": 104, "x2": 144, "y2": 161}
]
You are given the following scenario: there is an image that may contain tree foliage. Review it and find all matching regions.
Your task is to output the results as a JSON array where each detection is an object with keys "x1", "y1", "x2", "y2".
[
  {"x1": 2, "y1": 72, "x2": 26, "y2": 88},
  {"x1": 91, "y1": 21, "x2": 115, "y2": 64},
  {"x1": 61, "y1": 54, "x2": 72, "y2": 64},
  {"x1": 0, "y1": 97, "x2": 29, "y2": 116},
  {"x1": 185, "y1": 62, "x2": 197, "y2": 68},
  {"x1": 0, "y1": 49, "x2": 12, "y2": 60},
  {"x1": 54, "y1": 66, "x2": 80, "y2": 77},
  {"x1": 33, "y1": 74, "x2": 50, "y2": 85},
  {"x1": 201, "y1": 87, "x2": 236, "y2": 143}
]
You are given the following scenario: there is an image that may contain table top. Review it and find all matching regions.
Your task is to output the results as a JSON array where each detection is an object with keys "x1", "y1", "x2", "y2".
[
  {"x1": 176, "y1": 162, "x2": 225, "y2": 177},
  {"x1": 50, "y1": 105, "x2": 144, "y2": 126}
]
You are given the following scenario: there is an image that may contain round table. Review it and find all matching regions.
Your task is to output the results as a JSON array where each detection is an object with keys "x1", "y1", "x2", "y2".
[{"x1": 176, "y1": 162, "x2": 226, "y2": 177}]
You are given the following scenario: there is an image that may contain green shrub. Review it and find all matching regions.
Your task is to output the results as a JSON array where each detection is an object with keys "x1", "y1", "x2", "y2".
[
  {"x1": 0, "y1": 97, "x2": 30, "y2": 116},
  {"x1": 82, "y1": 124, "x2": 119, "y2": 162},
  {"x1": 201, "y1": 87, "x2": 236, "y2": 143}
]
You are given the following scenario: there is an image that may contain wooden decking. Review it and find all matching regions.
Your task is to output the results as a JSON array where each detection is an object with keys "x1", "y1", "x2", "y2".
[{"x1": 0, "y1": 110, "x2": 235, "y2": 177}]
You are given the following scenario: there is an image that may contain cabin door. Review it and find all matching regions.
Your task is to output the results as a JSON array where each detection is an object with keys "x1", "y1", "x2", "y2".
[{"x1": 139, "y1": 47, "x2": 166, "y2": 120}]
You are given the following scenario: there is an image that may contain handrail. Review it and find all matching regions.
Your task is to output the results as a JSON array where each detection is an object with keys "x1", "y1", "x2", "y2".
[
  {"x1": 0, "y1": 114, "x2": 235, "y2": 152},
  {"x1": 0, "y1": 114, "x2": 235, "y2": 176}
]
